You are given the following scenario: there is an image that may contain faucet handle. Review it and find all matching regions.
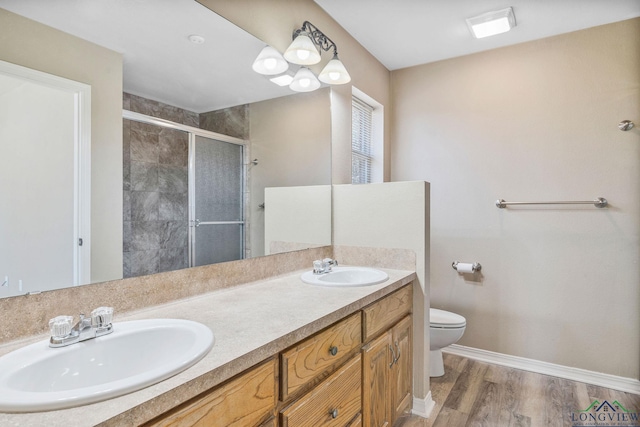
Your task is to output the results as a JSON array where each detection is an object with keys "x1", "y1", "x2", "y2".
[
  {"x1": 91, "y1": 307, "x2": 113, "y2": 328},
  {"x1": 323, "y1": 258, "x2": 338, "y2": 269},
  {"x1": 313, "y1": 260, "x2": 324, "y2": 274},
  {"x1": 49, "y1": 315, "x2": 73, "y2": 338}
]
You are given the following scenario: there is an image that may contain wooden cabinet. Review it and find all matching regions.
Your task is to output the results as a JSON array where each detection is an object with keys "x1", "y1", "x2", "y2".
[
  {"x1": 145, "y1": 358, "x2": 277, "y2": 427},
  {"x1": 362, "y1": 286, "x2": 413, "y2": 427},
  {"x1": 361, "y1": 316, "x2": 413, "y2": 427},
  {"x1": 348, "y1": 414, "x2": 363, "y2": 427},
  {"x1": 362, "y1": 286, "x2": 412, "y2": 341},
  {"x1": 259, "y1": 418, "x2": 277, "y2": 427},
  {"x1": 280, "y1": 354, "x2": 362, "y2": 427},
  {"x1": 145, "y1": 283, "x2": 413, "y2": 427},
  {"x1": 281, "y1": 312, "x2": 361, "y2": 401},
  {"x1": 390, "y1": 315, "x2": 413, "y2": 424},
  {"x1": 362, "y1": 332, "x2": 392, "y2": 427}
]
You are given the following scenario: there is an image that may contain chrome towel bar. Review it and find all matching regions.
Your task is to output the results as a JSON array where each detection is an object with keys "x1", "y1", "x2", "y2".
[{"x1": 495, "y1": 197, "x2": 608, "y2": 209}]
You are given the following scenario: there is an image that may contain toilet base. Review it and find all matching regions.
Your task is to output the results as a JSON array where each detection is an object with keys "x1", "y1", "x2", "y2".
[{"x1": 430, "y1": 349, "x2": 445, "y2": 377}]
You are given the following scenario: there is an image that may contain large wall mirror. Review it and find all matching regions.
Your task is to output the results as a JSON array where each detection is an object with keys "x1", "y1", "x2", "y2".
[{"x1": 0, "y1": 0, "x2": 332, "y2": 299}]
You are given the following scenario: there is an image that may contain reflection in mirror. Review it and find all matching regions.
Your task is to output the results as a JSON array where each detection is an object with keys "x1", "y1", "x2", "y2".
[
  {"x1": 0, "y1": 62, "x2": 91, "y2": 297},
  {"x1": 0, "y1": 1, "x2": 332, "y2": 298}
]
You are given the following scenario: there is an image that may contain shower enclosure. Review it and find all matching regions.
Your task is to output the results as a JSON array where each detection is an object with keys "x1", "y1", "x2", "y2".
[
  {"x1": 190, "y1": 135, "x2": 244, "y2": 266},
  {"x1": 123, "y1": 111, "x2": 246, "y2": 278}
]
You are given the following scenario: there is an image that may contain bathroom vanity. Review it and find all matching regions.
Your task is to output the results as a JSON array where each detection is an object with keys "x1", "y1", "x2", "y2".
[
  {"x1": 145, "y1": 284, "x2": 412, "y2": 427},
  {"x1": 0, "y1": 266, "x2": 416, "y2": 426}
]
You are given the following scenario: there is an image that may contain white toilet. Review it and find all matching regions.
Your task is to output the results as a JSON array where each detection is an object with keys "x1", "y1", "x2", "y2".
[{"x1": 429, "y1": 308, "x2": 466, "y2": 377}]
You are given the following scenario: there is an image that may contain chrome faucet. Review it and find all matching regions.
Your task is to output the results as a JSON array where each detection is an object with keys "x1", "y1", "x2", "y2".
[
  {"x1": 313, "y1": 258, "x2": 338, "y2": 275},
  {"x1": 49, "y1": 307, "x2": 114, "y2": 348}
]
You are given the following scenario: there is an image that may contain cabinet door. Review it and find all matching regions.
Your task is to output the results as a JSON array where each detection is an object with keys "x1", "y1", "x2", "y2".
[
  {"x1": 390, "y1": 315, "x2": 413, "y2": 424},
  {"x1": 362, "y1": 332, "x2": 392, "y2": 427}
]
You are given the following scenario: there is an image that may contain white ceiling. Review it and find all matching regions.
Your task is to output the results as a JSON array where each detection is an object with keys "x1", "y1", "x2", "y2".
[
  {"x1": 314, "y1": 0, "x2": 640, "y2": 70},
  {"x1": 0, "y1": 74, "x2": 25, "y2": 97},
  {"x1": 2, "y1": 1, "x2": 640, "y2": 112},
  {"x1": 0, "y1": 0, "x2": 292, "y2": 113}
]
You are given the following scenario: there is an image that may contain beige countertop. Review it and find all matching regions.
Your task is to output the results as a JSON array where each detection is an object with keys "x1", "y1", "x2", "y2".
[{"x1": 0, "y1": 267, "x2": 416, "y2": 427}]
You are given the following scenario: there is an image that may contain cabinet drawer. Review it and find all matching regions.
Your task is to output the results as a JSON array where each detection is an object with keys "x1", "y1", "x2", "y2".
[
  {"x1": 348, "y1": 413, "x2": 362, "y2": 427},
  {"x1": 362, "y1": 285, "x2": 412, "y2": 341},
  {"x1": 146, "y1": 358, "x2": 277, "y2": 427},
  {"x1": 281, "y1": 312, "x2": 361, "y2": 400},
  {"x1": 280, "y1": 354, "x2": 362, "y2": 427}
]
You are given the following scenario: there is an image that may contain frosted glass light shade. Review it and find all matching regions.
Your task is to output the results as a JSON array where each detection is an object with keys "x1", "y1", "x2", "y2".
[
  {"x1": 289, "y1": 67, "x2": 321, "y2": 92},
  {"x1": 252, "y1": 46, "x2": 289, "y2": 75},
  {"x1": 283, "y1": 33, "x2": 321, "y2": 65},
  {"x1": 318, "y1": 57, "x2": 351, "y2": 84}
]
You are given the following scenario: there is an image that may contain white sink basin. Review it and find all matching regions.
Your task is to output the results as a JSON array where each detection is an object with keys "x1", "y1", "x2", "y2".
[
  {"x1": 301, "y1": 266, "x2": 389, "y2": 287},
  {"x1": 0, "y1": 318, "x2": 214, "y2": 412}
]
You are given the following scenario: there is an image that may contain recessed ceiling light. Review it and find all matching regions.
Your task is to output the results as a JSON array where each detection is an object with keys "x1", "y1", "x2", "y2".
[
  {"x1": 188, "y1": 34, "x2": 205, "y2": 44},
  {"x1": 270, "y1": 74, "x2": 294, "y2": 86},
  {"x1": 466, "y1": 7, "x2": 516, "y2": 39}
]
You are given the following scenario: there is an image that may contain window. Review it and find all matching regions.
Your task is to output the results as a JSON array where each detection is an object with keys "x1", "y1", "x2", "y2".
[
  {"x1": 351, "y1": 88, "x2": 383, "y2": 184},
  {"x1": 352, "y1": 96, "x2": 374, "y2": 184}
]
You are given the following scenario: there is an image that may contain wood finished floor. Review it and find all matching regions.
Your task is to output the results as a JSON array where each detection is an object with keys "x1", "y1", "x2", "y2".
[{"x1": 397, "y1": 353, "x2": 640, "y2": 427}]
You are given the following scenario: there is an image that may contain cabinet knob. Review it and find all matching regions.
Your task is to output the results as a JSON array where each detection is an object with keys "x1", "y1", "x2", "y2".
[
  {"x1": 329, "y1": 346, "x2": 338, "y2": 356},
  {"x1": 330, "y1": 408, "x2": 339, "y2": 419}
]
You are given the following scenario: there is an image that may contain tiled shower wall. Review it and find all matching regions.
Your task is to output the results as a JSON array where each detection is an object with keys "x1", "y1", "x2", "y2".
[
  {"x1": 123, "y1": 94, "x2": 249, "y2": 278},
  {"x1": 199, "y1": 105, "x2": 249, "y2": 139},
  {"x1": 123, "y1": 94, "x2": 195, "y2": 277}
]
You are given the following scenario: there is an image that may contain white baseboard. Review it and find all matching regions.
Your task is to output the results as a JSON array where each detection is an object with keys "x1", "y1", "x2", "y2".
[
  {"x1": 445, "y1": 344, "x2": 640, "y2": 395},
  {"x1": 412, "y1": 390, "x2": 436, "y2": 418}
]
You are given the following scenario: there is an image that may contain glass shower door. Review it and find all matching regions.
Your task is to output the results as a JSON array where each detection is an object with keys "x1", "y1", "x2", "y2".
[{"x1": 190, "y1": 135, "x2": 244, "y2": 267}]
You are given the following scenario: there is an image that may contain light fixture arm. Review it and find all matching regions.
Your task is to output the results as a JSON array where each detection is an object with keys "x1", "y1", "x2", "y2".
[{"x1": 293, "y1": 21, "x2": 339, "y2": 58}]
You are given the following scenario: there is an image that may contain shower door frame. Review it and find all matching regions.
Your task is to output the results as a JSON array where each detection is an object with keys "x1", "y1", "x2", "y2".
[
  {"x1": 189, "y1": 134, "x2": 246, "y2": 267},
  {"x1": 122, "y1": 110, "x2": 249, "y2": 267}
]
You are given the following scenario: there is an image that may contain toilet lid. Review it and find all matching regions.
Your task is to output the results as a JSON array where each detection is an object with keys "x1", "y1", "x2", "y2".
[{"x1": 430, "y1": 308, "x2": 466, "y2": 328}]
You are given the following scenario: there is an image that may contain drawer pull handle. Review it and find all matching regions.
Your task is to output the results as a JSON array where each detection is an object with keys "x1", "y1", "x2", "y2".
[
  {"x1": 394, "y1": 340, "x2": 401, "y2": 364},
  {"x1": 389, "y1": 344, "x2": 397, "y2": 367},
  {"x1": 330, "y1": 408, "x2": 339, "y2": 419},
  {"x1": 329, "y1": 346, "x2": 338, "y2": 356}
]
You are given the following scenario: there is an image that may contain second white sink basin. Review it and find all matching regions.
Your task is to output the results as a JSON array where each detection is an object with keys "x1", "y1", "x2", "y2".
[
  {"x1": 0, "y1": 318, "x2": 214, "y2": 412},
  {"x1": 301, "y1": 266, "x2": 389, "y2": 287}
]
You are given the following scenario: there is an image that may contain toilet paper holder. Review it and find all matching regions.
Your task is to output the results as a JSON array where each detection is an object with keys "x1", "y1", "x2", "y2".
[{"x1": 452, "y1": 261, "x2": 482, "y2": 273}]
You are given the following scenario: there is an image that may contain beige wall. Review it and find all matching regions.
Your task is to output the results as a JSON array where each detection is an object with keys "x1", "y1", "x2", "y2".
[
  {"x1": 197, "y1": 0, "x2": 392, "y2": 182},
  {"x1": 249, "y1": 89, "x2": 332, "y2": 257},
  {"x1": 0, "y1": 9, "x2": 124, "y2": 283},
  {"x1": 391, "y1": 19, "x2": 640, "y2": 379},
  {"x1": 264, "y1": 185, "x2": 331, "y2": 254},
  {"x1": 333, "y1": 181, "x2": 431, "y2": 403}
]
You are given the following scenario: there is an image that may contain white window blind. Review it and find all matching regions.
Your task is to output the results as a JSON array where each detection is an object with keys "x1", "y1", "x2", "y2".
[{"x1": 352, "y1": 96, "x2": 374, "y2": 184}]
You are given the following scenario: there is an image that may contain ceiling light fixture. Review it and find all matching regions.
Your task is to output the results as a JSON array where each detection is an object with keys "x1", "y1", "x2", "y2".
[
  {"x1": 269, "y1": 73, "x2": 295, "y2": 87},
  {"x1": 252, "y1": 46, "x2": 289, "y2": 75},
  {"x1": 289, "y1": 67, "x2": 321, "y2": 92},
  {"x1": 252, "y1": 21, "x2": 350, "y2": 92},
  {"x1": 283, "y1": 31, "x2": 322, "y2": 65},
  {"x1": 466, "y1": 7, "x2": 516, "y2": 39}
]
